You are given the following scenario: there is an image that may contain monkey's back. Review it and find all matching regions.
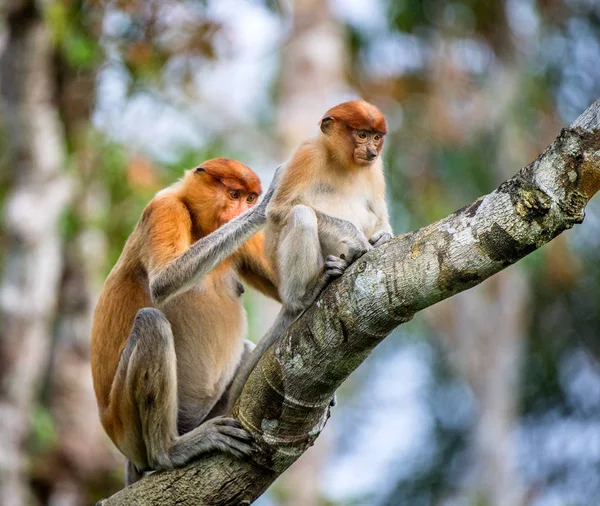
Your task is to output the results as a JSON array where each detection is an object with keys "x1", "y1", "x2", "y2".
[{"x1": 90, "y1": 250, "x2": 151, "y2": 416}]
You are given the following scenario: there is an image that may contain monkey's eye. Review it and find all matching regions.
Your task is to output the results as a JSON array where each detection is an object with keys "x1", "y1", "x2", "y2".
[
  {"x1": 357, "y1": 131, "x2": 367, "y2": 140},
  {"x1": 247, "y1": 194, "x2": 257, "y2": 204},
  {"x1": 229, "y1": 190, "x2": 240, "y2": 200},
  {"x1": 374, "y1": 134, "x2": 382, "y2": 141}
]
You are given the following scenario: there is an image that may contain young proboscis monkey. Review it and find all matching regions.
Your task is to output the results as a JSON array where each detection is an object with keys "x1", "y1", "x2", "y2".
[
  {"x1": 91, "y1": 158, "x2": 282, "y2": 485},
  {"x1": 228, "y1": 100, "x2": 392, "y2": 411}
]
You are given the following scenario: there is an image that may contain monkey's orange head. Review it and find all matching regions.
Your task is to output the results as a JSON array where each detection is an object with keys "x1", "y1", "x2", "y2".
[
  {"x1": 184, "y1": 158, "x2": 262, "y2": 232},
  {"x1": 320, "y1": 100, "x2": 387, "y2": 168}
]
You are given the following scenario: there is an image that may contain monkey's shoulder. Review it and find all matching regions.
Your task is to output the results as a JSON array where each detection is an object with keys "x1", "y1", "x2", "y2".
[
  {"x1": 277, "y1": 142, "x2": 323, "y2": 186},
  {"x1": 139, "y1": 192, "x2": 192, "y2": 230}
]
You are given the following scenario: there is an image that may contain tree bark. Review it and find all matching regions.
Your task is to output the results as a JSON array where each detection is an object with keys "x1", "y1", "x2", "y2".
[{"x1": 97, "y1": 99, "x2": 600, "y2": 506}]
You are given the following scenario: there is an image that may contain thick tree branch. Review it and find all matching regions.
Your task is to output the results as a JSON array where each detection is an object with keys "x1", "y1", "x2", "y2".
[{"x1": 97, "y1": 99, "x2": 600, "y2": 506}]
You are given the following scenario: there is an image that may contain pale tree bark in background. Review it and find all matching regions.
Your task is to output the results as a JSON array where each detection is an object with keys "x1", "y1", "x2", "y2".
[
  {"x1": 42, "y1": 255, "x2": 119, "y2": 506},
  {"x1": 266, "y1": 1, "x2": 351, "y2": 504},
  {"x1": 0, "y1": 2, "x2": 71, "y2": 505},
  {"x1": 275, "y1": 0, "x2": 351, "y2": 152},
  {"x1": 39, "y1": 22, "x2": 122, "y2": 504},
  {"x1": 41, "y1": 175, "x2": 121, "y2": 505}
]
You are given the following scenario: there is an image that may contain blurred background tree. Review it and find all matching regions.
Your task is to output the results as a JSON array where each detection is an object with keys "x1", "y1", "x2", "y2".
[{"x1": 0, "y1": 1, "x2": 599, "y2": 505}]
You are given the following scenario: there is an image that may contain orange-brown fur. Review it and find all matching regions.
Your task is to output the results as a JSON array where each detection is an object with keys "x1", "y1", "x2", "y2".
[
  {"x1": 266, "y1": 100, "x2": 390, "y2": 278},
  {"x1": 91, "y1": 158, "x2": 278, "y2": 465}
]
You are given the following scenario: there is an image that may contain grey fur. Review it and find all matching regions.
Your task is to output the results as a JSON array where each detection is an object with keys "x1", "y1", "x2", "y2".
[
  {"x1": 149, "y1": 209, "x2": 265, "y2": 305},
  {"x1": 118, "y1": 308, "x2": 255, "y2": 484},
  {"x1": 125, "y1": 459, "x2": 143, "y2": 486},
  {"x1": 226, "y1": 206, "x2": 370, "y2": 413},
  {"x1": 150, "y1": 166, "x2": 283, "y2": 305}
]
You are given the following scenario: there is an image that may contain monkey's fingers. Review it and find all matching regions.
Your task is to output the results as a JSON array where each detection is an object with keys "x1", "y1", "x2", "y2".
[
  {"x1": 342, "y1": 240, "x2": 372, "y2": 264},
  {"x1": 210, "y1": 435, "x2": 256, "y2": 459},
  {"x1": 202, "y1": 417, "x2": 257, "y2": 458},
  {"x1": 369, "y1": 231, "x2": 392, "y2": 247},
  {"x1": 209, "y1": 416, "x2": 255, "y2": 443},
  {"x1": 210, "y1": 416, "x2": 245, "y2": 427}
]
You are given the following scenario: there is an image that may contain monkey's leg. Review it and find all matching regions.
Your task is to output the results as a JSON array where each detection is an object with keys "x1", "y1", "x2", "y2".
[
  {"x1": 313, "y1": 209, "x2": 372, "y2": 264},
  {"x1": 279, "y1": 205, "x2": 348, "y2": 312},
  {"x1": 226, "y1": 206, "x2": 347, "y2": 412},
  {"x1": 114, "y1": 308, "x2": 254, "y2": 485}
]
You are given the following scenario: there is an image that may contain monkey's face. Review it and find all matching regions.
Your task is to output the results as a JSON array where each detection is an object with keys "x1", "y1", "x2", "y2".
[
  {"x1": 217, "y1": 187, "x2": 259, "y2": 226},
  {"x1": 319, "y1": 100, "x2": 387, "y2": 169},
  {"x1": 351, "y1": 130, "x2": 384, "y2": 166},
  {"x1": 190, "y1": 158, "x2": 262, "y2": 233}
]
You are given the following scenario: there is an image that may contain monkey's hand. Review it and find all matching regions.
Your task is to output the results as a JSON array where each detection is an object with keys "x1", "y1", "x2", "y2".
[
  {"x1": 369, "y1": 230, "x2": 392, "y2": 248},
  {"x1": 323, "y1": 255, "x2": 349, "y2": 278},
  {"x1": 192, "y1": 416, "x2": 255, "y2": 460},
  {"x1": 259, "y1": 165, "x2": 285, "y2": 211}
]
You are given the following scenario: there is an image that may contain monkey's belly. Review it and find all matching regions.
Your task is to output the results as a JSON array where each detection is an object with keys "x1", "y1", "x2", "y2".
[{"x1": 161, "y1": 280, "x2": 247, "y2": 409}]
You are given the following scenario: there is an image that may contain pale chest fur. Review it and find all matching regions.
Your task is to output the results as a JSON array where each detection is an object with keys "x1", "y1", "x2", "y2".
[
  {"x1": 159, "y1": 266, "x2": 246, "y2": 405},
  {"x1": 304, "y1": 170, "x2": 380, "y2": 238}
]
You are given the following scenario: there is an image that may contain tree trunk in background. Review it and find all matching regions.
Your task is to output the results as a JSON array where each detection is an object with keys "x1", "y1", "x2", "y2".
[
  {"x1": 35, "y1": 12, "x2": 123, "y2": 503},
  {"x1": 276, "y1": 0, "x2": 350, "y2": 152},
  {"x1": 268, "y1": 1, "x2": 350, "y2": 504},
  {"x1": 0, "y1": 2, "x2": 71, "y2": 505},
  {"x1": 41, "y1": 240, "x2": 121, "y2": 506},
  {"x1": 38, "y1": 163, "x2": 122, "y2": 505}
]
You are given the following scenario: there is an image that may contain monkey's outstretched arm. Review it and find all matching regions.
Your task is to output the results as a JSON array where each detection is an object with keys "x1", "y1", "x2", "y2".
[
  {"x1": 150, "y1": 207, "x2": 266, "y2": 305},
  {"x1": 151, "y1": 167, "x2": 283, "y2": 305}
]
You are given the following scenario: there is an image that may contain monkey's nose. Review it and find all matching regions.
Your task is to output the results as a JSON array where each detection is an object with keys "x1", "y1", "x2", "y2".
[{"x1": 366, "y1": 148, "x2": 377, "y2": 160}]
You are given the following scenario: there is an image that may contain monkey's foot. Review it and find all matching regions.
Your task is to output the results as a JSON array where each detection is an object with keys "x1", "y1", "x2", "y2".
[
  {"x1": 300, "y1": 256, "x2": 348, "y2": 309},
  {"x1": 196, "y1": 416, "x2": 255, "y2": 460},
  {"x1": 324, "y1": 255, "x2": 348, "y2": 278},
  {"x1": 340, "y1": 240, "x2": 372, "y2": 264},
  {"x1": 369, "y1": 231, "x2": 392, "y2": 247}
]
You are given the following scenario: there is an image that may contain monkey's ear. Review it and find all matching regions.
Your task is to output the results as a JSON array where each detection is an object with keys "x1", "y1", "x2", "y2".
[{"x1": 320, "y1": 116, "x2": 334, "y2": 134}]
